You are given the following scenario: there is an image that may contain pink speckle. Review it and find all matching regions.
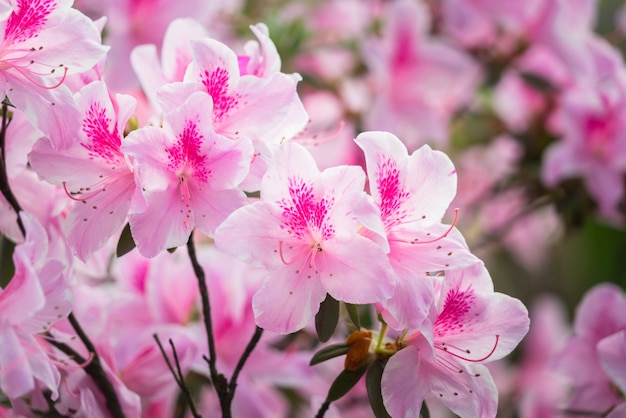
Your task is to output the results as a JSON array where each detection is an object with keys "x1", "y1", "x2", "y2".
[
  {"x1": 81, "y1": 102, "x2": 123, "y2": 164},
  {"x1": 376, "y1": 155, "x2": 410, "y2": 227},
  {"x1": 435, "y1": 289, "x2": 475, "y2": 337},
  {"x1": 201, "y1": 68, "x2": 240, "y2": 124},
  {"x1": 5, "y1": 0, "x2": 56, "y2": 44},
  {"x1": 166, "y1": 119, "x2": 209, "y2": 182},
  {"x1": 279, "y1": 178, "x2": 335, "y2": 240}
]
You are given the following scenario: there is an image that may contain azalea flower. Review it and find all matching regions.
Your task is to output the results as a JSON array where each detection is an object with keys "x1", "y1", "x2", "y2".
[
  {"x1": 381, "y1": 263, "x2": 530, "y2": 418},
  {"x1": 157, "y1": 29, "x2": 308, "y2": 190},
  {"x1": 555, "y1": 283, "x2": 626, "y2": 417},
  {"x1": 29, "y1": 80, "x2": 137, "y2": 261},
  {"x1": 355, "y1": 131, "x2": 479, "y2": 330},
  {"x1": 0, "y1": 213, "x2": 72, "y2": 400},
  {"x1": 0, "y1": 0, "x2": 108, "y2": 148},
  {"x1": 214, "y1": 142, "x2": 394, "y2": 333},
  {"x1": 363, "y1": 0, "x2": 481, "y2": 150},
  {"x1": 122, "y1": 91, "x2": 253, "y2": 257}
]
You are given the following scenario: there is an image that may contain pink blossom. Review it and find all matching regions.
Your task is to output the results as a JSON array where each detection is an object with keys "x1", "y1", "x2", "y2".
[
  {"x1": 381, "y1": 263, "x2": 530, "y2": 418},
  {"x1": 159, "y1": 33, "x2": 307, "y2": 144},
  {"x1": 0, "y1": 213, "x2": 71, "y2": 400},
  {"x1": 131, "y1": 18, "x2": 209, "y2": 114},
  {"x1": 542, "y1": 72, "x2": 626, "y2": 222},
  {"x1": 363, "y1": 0, "x2": 481, "y2": 150},
  {"x1": 356, "y1": 131, "x2": 479, "y2": 329},
  {"x1": 95, "y1": 0, "x2": 218, "y2": 90},
  {"x1": 29, "y1": 80, "x2": 137, "y2": 261},
  {"x1": 215, "y1": 142, "x2": 394, "y2": 333},
  {"x1": 122, "y1": 91, "x2": 253, "y2": 257},
  {"x1": 157, "y1": 29, "x2": 308, "y2": 190},
  {"x1": 555, "y1": 283, "x2": 626, "y2": 417},
  {"x1": 0, "y1": 0, "x2": 108, "y2": 149},
  {"x1": 516, "y1": 297, "x2": 571, "y2": 418}
]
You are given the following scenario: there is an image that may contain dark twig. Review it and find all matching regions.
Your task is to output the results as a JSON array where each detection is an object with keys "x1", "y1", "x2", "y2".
[
  {"x1": 315, "y1": 400, "x2": 331, "y2": 418},
  {"x1": 153, "y1": 335, "x2": 201, "y2": 418},
  {"x1": 186, "y1": 236, "x2": 230, "y2": 417},
  {"x1": 227, "y1": 326, "x2": 264, "y2": 404},
  {"x1": 67, "y1": 313, "x2": 125, "y2": 418},
  {"x1": 0, "y1": 102, "x2": 24, "y2": 237}
]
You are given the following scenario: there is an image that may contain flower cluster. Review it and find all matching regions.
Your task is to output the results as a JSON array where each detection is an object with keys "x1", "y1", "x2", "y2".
[{"x1": 0, "y1": 1, "x2": 623, "y2": 418}]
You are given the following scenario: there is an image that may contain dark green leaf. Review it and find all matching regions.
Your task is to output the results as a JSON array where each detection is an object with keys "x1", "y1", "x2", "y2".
[
  {"x1": 0, "y1": 236, "x2": 15, "y2": 288},
  {"x1": 327, "y1": 366, "x2": 368, "y2": 402},
  {"x1": 116, "y1": 223, "x2": 135, "y2": 257},
  {"x1": 309, "y1": 343, "x2": 350, "y2": 366},
  {"x1": 315, "y1": 294, "x2": 339, "y2": 342},
  {"x1": 366, "y1": 360, "x2": 391, "y2": 418},
  {"x1": 167, "y1": 247, "x2": 177, "y2": 253},
  {"x1": 345, "y1": 303, "x2": 360, "y2": 329},
  {"x1": 420, "y1": 401, "x2": 430, "y2": 418},
  {"x1": 519, "y1": 71, "x2": 554, "y2": 93}
]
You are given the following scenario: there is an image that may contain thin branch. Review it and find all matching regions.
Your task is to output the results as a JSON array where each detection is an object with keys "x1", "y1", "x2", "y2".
[
  {"x1": 67, "y1": 313, "x2": 125, "y2": 418},
  {"x1": 315, "y1": 400, "x2": 331, "y2": 418},
  {"x1": 0, "y1": 102, "x2": 24, "y2": 237},
  {"x1": 227, "y1": 326, "x2": 264, "y2": 401},
  {"x1": 471, "y1": 193, "x2": 555, "y2": 252},
  {"x1": 153, "y1": 334, "x2": 201, "y2": 418},
  {"x1": 186, "y1": 235, "x2": 230, "y2": 417}
]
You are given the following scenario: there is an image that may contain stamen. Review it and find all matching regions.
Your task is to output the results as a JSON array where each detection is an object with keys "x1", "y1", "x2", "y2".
[
  {"x1": 293, "y1": 120, "x2": 345, "y2": 147},
  {"x1": 63, "y1": 378, "x2": 81, "y2": 400},
  {"x1": 436, "y1": 334, "x2": 500, "y2": 363},
  {"x1": 409, "y1": 208, "x2": 459, "y2": 245},
  {"x1": 49, "y1": 351, "x2": 95, "y2": 371},
  {"x1": 279, "y1": 240, "x2": 297, "y2": 265},
  {"x1": 63, "y1": 181, "x2": 106, "y2": 202}
]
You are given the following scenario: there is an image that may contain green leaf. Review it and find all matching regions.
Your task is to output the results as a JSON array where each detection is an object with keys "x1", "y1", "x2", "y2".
[
  {"x1": 309, "y1": 343, "x2": 350, "y2": 366},
  {"x1": 166, "y1": 247, "x2": 178, "y2": 253},
  {"x1": 315, "y1": 294, "x2": 339, "y2": 342},
  {"x1": 366, "y1": 359, "x2": 391, "y2": 418},
  {"x1": 327, "y1": 366, "x2": 368, "y2": 402},
  {"x1": 116, "y1": 223, "x2": 135, "y2": 257},
  {"x1": 420, "y1": 401, "x2": 431, "y2": 418},
  {"x1": 345, "y1": 303, "x2": 360, "y2": 329}
]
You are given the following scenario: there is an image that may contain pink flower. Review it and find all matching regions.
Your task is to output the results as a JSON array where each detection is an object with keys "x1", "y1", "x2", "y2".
[
  {"x1": 0, "y1": 213, "x2": 71, "y2": 400},
  {"x1": 131, "y1": 18, "x2": 209, "y2": 114},
  {"x1": 381, "y1": 263, "x2": 530, "y2": 418},
  {"x1": 363, "y1": 0, "x2": 481, "y2": 150},
  {"x1": 355, "y1": 131, "x2": 479, "y2": 330},
  {"x1": 157, "y1": 29, "x2": 308, "y2": 190},
  {"x1": 0, "y1": 0, "x2": 108, "y2": 148},
  {"x1": 516, "y1": 297, "x2": 570, "y2": 418},
  {"x1": 29, "y1": 80, "x2": 137, "y2": 261},
  {"x1": 555, "y1": 283, "x2": 626, "y2": 417},
  {"x1": 122, "y1": 91, "x2": 253, "y2": 257},
  {"x1": 215, "y1": 142, "x2": 394, "y2": 333},
  {"x1": 95, "y1": 0, "x2": 217, "y2": 90},
  {"x1": 542, "y1": 72, "x2": 626, "y2": 222}
]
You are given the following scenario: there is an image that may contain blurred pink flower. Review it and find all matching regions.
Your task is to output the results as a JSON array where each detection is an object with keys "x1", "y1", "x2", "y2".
[
  {"x1": 0, "y1": 213, "x2": 71, "y2": 401},
  {"x1": 363, "y1": 0, "x2": 481, "y2": 150},
  {"x1": 542, "y1": 72, "x2": 626, "y2": 222},
  {"x1": 555, "y1": 283, "x2": 626, "y2": 417}
]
